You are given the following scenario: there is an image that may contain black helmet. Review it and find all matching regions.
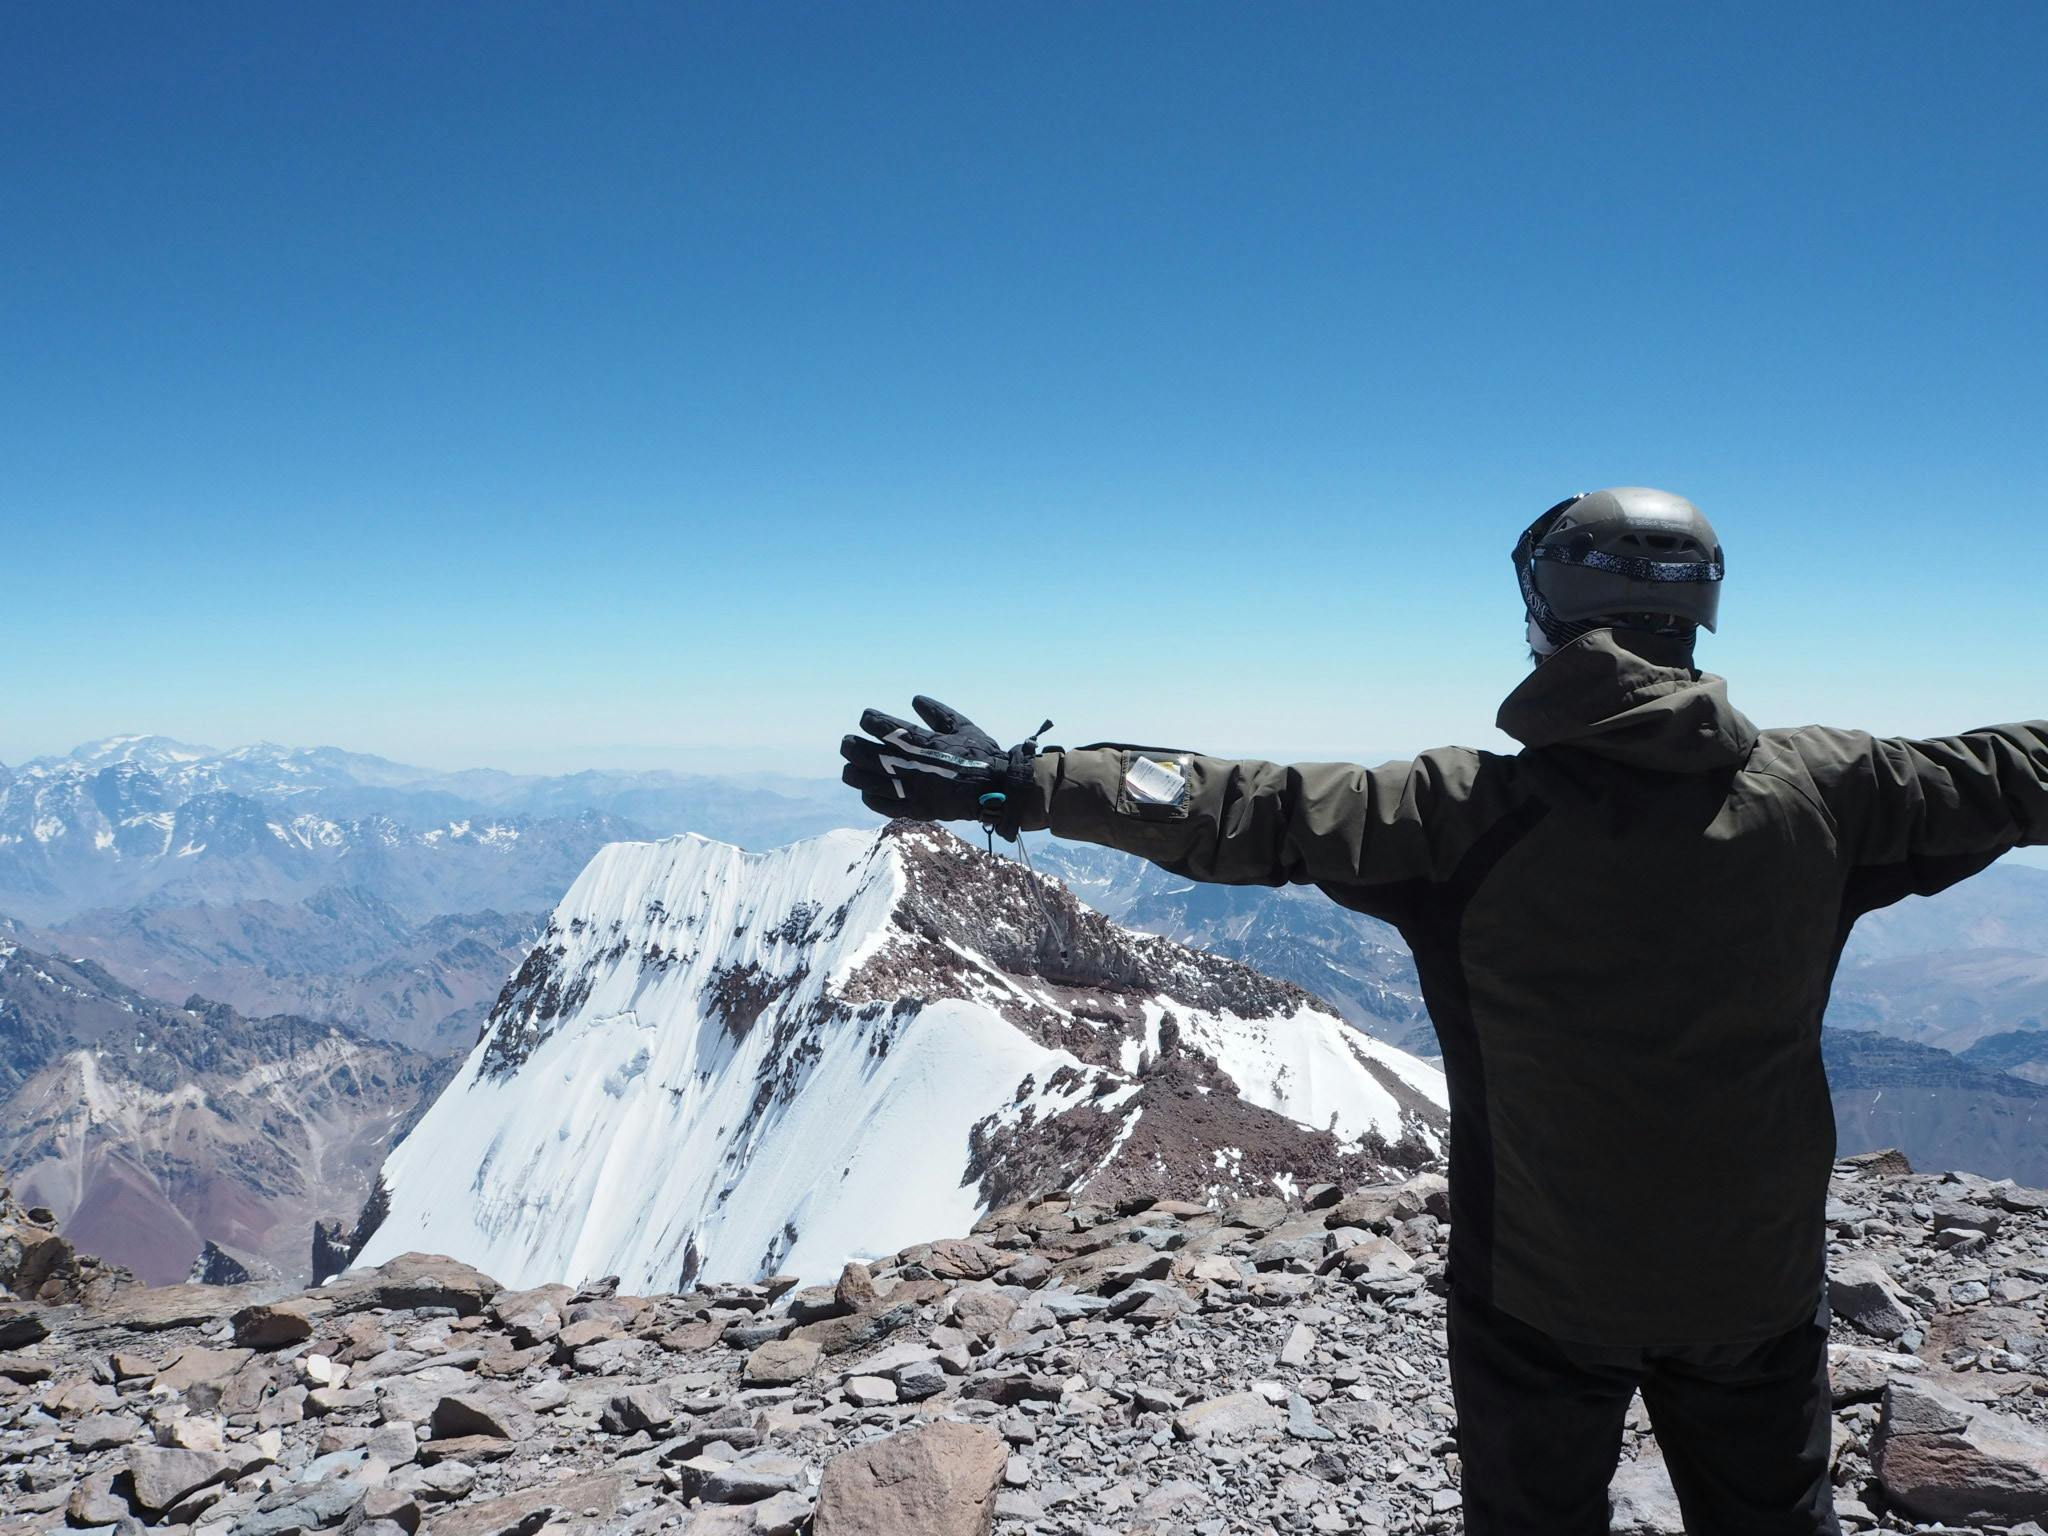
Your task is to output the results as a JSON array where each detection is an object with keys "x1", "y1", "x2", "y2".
[{"x1": 1514, "y1": 486, "x2": 1724, "y2": 651}]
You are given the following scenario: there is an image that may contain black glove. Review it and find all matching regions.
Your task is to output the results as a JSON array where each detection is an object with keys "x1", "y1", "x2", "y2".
[{"x1": 840, "y1": 697, "x2": 1044, "y2": 840}]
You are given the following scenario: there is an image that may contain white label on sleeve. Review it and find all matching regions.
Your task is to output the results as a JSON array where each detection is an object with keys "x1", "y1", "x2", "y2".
[{"x1": 1124, "y1": 755, "x2": 1188, "y2": 807}]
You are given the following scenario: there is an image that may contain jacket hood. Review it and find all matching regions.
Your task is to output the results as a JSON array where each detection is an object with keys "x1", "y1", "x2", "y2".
[{"x1": 1496, "y1": 628, "x2": 1758, "y2": 773}]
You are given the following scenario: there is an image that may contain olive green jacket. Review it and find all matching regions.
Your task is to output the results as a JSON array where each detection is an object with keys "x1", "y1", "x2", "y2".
[{"x1": 1023, "y1": 628, "x2": 2048, "y2": 1345}]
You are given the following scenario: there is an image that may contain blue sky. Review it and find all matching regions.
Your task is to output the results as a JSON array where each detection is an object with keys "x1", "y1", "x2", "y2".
[{"x1": 6, "y1": 3, "x2": 2045, "y2": 779}]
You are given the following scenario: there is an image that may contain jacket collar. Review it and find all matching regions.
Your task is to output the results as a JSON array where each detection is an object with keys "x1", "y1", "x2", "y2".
[{"x1": 1496, "y1": 628, "x2": 1758, "y2": 773}]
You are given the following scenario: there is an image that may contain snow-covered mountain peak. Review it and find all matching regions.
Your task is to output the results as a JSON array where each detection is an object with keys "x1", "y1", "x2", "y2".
[
  {"x1": 62, "y1": 734, "x2": 217, "y2": 771},
  {"x1": 356, "y1": 821, "x2": 1449, "y2": 1290}
]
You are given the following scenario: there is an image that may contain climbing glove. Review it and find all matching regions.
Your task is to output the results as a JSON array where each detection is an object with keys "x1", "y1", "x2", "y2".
[{"x1": 839, "y1": 697, "x2": 1043, "y2": 840}]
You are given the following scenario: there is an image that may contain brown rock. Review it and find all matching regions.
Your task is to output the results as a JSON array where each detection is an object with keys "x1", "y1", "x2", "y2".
[
  {"x1": 69, "y1": 1467, "x2": 134, "y2": 1525},
  {"x1": 1221, "y1": 1195, "x2": 1290, "y2": 1232},
  {"x1": 154, "y1": 1345, "x2": 255, "y2": 1396},
  {"x1": 785, "y1": 1285, "x2": 849, "y2": 1324},
  {"x1": 600, "y1": 1384, "x2": 674, "y2": 1433},
  {"x1": 488, "y1": 1284, "x2": 570, "y2": 1346},
  {"x1": 219, "y1": 1357, "x2": 279, "y2": 1416},
  {"x1": 877, "y1": 1277, "x2": 951, "y2": 1309},
  {"x1": 104, "y1": 1283, "x2": 256, "y2": 1331},
  {"x1": 363, "y1": 1487, "x2": 424, "y2": 1532},
  {"x1": 0, "y1": 1351, "x2": 53, "y2": 1382},
  {"x1": 1111, "y1": 1280, "x2": 1193, "y2": 1324},
  {"x1": 70, "y1": 1411, "x2": 144, "y2": 1450},
  {"x1": 835, "y1": 1261, "x2": 881, "y2": 1312},
  {"x1": 1871, "y1": 1375, "x2": 2048, "y2": 1523},
  {"x1": 432, "y1": 1388, "x2": 539, "y2": 1442},
  {"x1": 474, "y1": 1340, "x2": 552, "y2": 1378},
  {"x1": 554, "y1": 1316, "x2": 620, "y2": 1352},
  {"x1": 1325, "y1": 1234, "x2": 1416, "y2": 1281},
  {"x1": 1828, "y1": 1345, "x2": 1922, "y2": 1406},
  {"x1": 1322, "y1": 1188, "x2": 1405, "y2": 1231},
  {"x1": 814, "y1": 1419, "x2": 1006, "y2": 1536},
  {"x1": 259, "y1": 1384, "x2": 311, "y2": 1426},
  {"x1": 420, "y1": 1468, "x2": 626, "y2": 1536},
  {"x1": 10, "y1": 1227, "x2": 76, "y2": 1297},
  {"x1": 126, "y1": 1443, "x2": 236, "y2": 1513},
  {"x1": 330, "y1": 1252, "x2": 502, "y2": 1316},
  {"x1": 367, "y1": 1421, "x2": 419, "y2": 1465},
  {"x1": 1838, "y1": 1147, "x2": 1914, "y2": 1177},
  {"x1": 998, "y1": 1254, "x2": 1052, "y2": 1289},
  {"x1": 303, "y1": 1384, "x2": 371, "y2": 1416},
  {"x1": 950, "y1": 1290, "x2": 1019, "y2": 1338},
  {"x1": 158, "y1": 1413, "x2": 227, "y2": 1451},
  {"x1": 1931, "y1": 1200, "x2": 2005, "y2": 1238},
  {"x1": 745, "y1": 1336, "x2": 824, "y2": 1386},
  {"x1": 922, "y1": 1240, "x2": 1004, "y2": 1281},
  {"x1": 417, "y1": 1433, "x2": 517, "y2": 1464},
  {"x1": 1049, "y1": 1241, "x2": 1160, "y2": 1292},
  {"x1": 332, "y1": 1314, "x2": 395, "y2": 1363},
  {"x1": 659, "y1": 1318, "x2": 727, "y2": 1352},
  {"x1": 110, "y1": 1351, "x2": 159, "y2": 1379},
  {"x1": 42, "y1": 1376, "x2": 118, "y2": 1417},
  {"x1": 795, "y1": 1303, "x2": 920, "y2": 1357},
  {"x1": 233, "y1": 1299, "x2": 319, "y2": 1348}
]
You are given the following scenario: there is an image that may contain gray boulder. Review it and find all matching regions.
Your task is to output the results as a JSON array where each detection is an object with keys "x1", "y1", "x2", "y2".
[
  {"x1": 1871, "y1": 1375, "x2": 2048, "y2": 1523},
  {"x1": 1830, "y1": 1255, "x2": 1916, "y2": 1339},
  {"x1": 814, "y1": 1420, "x2": 1005, "y2": 1535}
]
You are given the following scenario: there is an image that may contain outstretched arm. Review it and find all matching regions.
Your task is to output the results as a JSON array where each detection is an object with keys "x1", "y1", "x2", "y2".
[
  {"x1": 842, "y1": 698, "x2": 1504, "y2": 890},
  {"x1": 1028, "y1": 744, "x2": 1498, "y2": 889},
  {"x1": 1792, "y1": 721, "x2": 2048, "y2": 893}
]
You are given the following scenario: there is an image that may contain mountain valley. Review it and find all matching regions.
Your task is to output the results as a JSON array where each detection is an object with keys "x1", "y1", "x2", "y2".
[{"x1": 0, "y1": 938, "x2": 443, "y2": 1285}]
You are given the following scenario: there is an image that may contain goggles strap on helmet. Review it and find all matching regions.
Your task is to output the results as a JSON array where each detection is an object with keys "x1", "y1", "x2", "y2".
[
  {"x1": 1513, "y1": 494, "x2": 1586, "y2": 649},
  {"x1": 1528, "y1": 544, "x2": 1724, "y2": 585}
]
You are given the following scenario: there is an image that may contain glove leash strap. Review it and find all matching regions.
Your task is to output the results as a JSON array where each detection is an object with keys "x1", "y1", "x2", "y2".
[
  {"x1": 976, "y1": 719, "x2": 1069, "y2": 965},
  {"x1": 1011, "y1": 832, "x2": 1070, "y2": 967}
]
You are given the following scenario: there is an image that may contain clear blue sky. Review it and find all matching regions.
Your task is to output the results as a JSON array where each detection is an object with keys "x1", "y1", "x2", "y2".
[{"x1": 6, "y1": 3, "x2": 2044, "y2": 778}]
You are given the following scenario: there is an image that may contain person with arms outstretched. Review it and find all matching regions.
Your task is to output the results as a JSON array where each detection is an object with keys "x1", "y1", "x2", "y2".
[{"x1": 840, "y1": 487, "x2": 2048, "y2": 1536}]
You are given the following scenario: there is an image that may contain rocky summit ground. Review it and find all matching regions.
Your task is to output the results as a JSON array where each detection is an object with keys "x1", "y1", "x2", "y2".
[{"x1": 3, "y1": 1151, "x2": 2048, "y2": 1536}]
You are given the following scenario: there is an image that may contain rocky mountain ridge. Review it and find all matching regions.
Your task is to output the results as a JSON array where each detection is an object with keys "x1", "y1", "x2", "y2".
[
  {"x1": 0, "y1": 1152, "x2": 2045, "y2": 1534},
  {"x1": 354, "y1": 823, "x2": 1448, "y2": 1292},
  {"x1": 1027, "y1": 842, "x2": 1433, "y2": 1057}
]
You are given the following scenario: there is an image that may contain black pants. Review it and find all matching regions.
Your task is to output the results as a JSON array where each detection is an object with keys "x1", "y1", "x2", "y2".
[{"x1": 1448, "y1": 1286, "x2": 1840, "y2": 1535}]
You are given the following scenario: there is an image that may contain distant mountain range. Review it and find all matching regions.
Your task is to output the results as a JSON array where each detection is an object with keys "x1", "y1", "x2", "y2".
[
  {"x1": 1823, "y1": 1027, "x2": 2048, "y2": 1187},
  {"x1": 0, "y1": 735, "x2": 849, "y2": 925},
  {"x1": 4, "y1": 732, "x2": 2046, "y2": 1284},
  {"x1": 38, "y1": 888, "x2": 541, "y2": 1055},
  {"x1": 0, "y1": 932, "x2": 444, "y2": 1284}
]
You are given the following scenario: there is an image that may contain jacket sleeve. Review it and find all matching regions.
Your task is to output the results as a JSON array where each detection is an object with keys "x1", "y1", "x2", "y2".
[
  {"x1": 1021, "y1": 744, "x2": 1499, "y2": 888},
  {"x1": 1792, "y1": 722, "x2": 2048, "y2": 875}
]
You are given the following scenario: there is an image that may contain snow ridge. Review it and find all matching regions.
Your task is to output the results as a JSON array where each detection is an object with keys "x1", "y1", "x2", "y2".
[{"x1": 357, "y1": 823, "x2": 1449, "y2": 1289}]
